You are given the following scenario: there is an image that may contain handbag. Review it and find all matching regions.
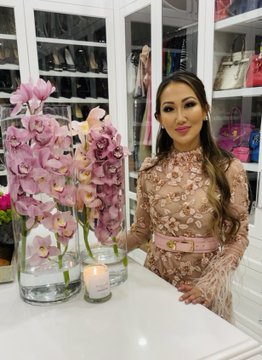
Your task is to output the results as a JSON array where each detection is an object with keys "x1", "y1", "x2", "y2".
[
  {"x1": 215, "y1": 0, "x2": 231, "y2": 21},
  {"x1": 232, "y1": 146, "x2": 250, "y2": 162},
  {"x1": 229, "y1": 0, "x2": 262, "y2": 16},
  {"x1": 246, "y1": 54, "x2": 262, "y2": 87},
  {"x1": 213, "y1": 35, "x2": 253, "y2": 90},
  {"x1": 249, "y1": 129, "x2": 260, "y2": 163},
  {"x1": 217, "y1": 107, "x2": 254, "y2": 151}
]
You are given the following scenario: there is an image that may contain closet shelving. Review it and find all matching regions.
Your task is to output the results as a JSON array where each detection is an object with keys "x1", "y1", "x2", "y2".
[
  {"x1": 0, "y1": 5, "x2": 22, "y2": 186},
  {"x1": 211, "y1": 1, "x2": 262, "y2": 342},
  {"x1": 33, "y1": 10, "x2": 109, "y2": 121}
]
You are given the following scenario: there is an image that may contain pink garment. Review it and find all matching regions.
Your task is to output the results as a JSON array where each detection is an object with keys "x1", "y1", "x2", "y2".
[{"x1": 126, "y1": 147, "x2": 249, "y2": 322}]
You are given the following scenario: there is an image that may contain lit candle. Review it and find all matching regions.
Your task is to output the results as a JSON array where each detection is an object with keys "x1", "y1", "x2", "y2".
[{"x1": 83, "y1": 264, "x2": 111, "y2": 303}]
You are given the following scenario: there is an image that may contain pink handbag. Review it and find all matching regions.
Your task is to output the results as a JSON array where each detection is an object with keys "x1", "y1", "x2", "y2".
[
  {"x1": 246, "y1": 54, "x2": 262, "y2": 87},
  {"x1": 215, "y1": 0, "x2": 231, "y2": 21},
  {"x1": 217, "y1": 107, "x2": 254, "y2": 151},
  {"x1": 232, "y1": 146, "x2": 250, "y2": 162}
]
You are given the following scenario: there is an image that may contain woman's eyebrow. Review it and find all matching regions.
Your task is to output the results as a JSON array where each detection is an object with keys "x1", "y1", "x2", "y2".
[{"x1": 162, "y1": 96, "x2": 197, "y2": 106}]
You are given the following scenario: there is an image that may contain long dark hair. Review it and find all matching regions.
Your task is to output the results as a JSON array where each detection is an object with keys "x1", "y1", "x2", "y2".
[{"x1": 153, "y1": 71, "x2": 240, "y2": 244}]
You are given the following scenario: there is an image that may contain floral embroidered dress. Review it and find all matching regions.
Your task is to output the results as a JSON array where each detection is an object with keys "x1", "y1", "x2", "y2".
[{"x1": 126, "y1": 147, "x2": 249, "y2": 321}]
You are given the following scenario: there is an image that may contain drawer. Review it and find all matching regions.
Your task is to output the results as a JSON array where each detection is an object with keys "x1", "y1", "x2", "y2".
[
  {"x1": 233, "y1": 293, "x2": 262, "y2": 338},
  {"x1": 233, "y1": 265, "x2": 262, "y2": 306}
]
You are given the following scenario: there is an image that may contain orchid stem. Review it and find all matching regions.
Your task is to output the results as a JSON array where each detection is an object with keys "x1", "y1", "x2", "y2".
[
  {"x1": 57, "y1": 241, "x2": 70, "y2": 288},
  {"x1": 21, "y1": 216, "x2": 27, "y2": 272},
  {"x1": 83, "y1": 206, "x2": 93, "y2": 258},
  {"x1": 112, "y1": 237, "x2": 119, "y2": 257}
]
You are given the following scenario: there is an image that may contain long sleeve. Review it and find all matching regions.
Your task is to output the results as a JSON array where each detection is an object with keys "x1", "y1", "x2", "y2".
[
  {"x1": 196, "y1": 159, "x2": 249, "y2": 321},
  {"x1": 126, "y1": 159, "x2": 153, "y2": 251}
]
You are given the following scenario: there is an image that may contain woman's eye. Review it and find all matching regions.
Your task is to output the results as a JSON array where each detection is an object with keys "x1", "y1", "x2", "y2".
[
  {"x1": 163, "y1": 106, "x2": 173, "y2": 112},
  {"x1": 185, "y1": 102, "x2": 196, "y2": 108}
]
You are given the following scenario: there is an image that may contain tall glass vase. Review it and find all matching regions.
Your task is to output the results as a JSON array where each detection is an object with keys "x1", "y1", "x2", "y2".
[{"x1": 0, "y1": 104, "x2": 81, "y2": 304}]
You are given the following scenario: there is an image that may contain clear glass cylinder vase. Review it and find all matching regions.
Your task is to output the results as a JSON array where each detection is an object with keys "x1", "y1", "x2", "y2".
[
  {"x1": 77, "y1": 150, "x2": 128, "y2": 287},
  {"x1": 0, "y1": 104, "x2": 81, "y2": 304}
]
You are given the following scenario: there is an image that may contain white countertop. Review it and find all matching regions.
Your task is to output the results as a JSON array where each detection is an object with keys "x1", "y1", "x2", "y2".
[{"x1": 0, "y1": 258, "x2": 262, "y2": 360}]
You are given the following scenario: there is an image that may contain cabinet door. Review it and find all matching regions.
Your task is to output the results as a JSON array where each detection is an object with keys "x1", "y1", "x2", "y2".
[
  {"x1": 211, "y1": 3, "x2": 262, "y2": 240},
  {"x1": 117, "y1": 0, "x2": 200, "y2": 228},
  {"x1": 0, "y1": 0, "x2": 30, "y2": 187},
  {"x1": 23, "y1": 0, "x2": 116, "y2": 133},
  {"x1": 118, "y1": 2, "x2": 152, "y2": 227}
]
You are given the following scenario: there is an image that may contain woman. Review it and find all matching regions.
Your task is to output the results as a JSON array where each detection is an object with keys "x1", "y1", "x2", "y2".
[{"x1": 126, "y1": 71, "x2": 249, "y2": 322}]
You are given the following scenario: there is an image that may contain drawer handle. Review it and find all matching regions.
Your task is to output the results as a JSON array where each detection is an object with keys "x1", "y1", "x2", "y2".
[{"x1": 258, "y1": 318, "x2": 262, "y2": 324}]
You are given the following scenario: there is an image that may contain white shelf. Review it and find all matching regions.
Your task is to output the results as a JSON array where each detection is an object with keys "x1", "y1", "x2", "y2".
[
  {"x1": 39, "y1": 70, "x2": 107, "y2": 78},
  {"x1": 213, "y1": 87, "x2": 262, "y2": 99},
  {"x1": 243, "y1": 163, "x2": 259, "y2": 172},
  {"x1": 36, "y1": 37, "x2": 107, "y2": 48},
  {"x1": 0, "y1": 34, "x2": 17, "y2": 40},
  {"x1": 129, "y1": 171, "x2": 138, "y2": 179},
  {"x1": 215, "y1": 8, "x2": 262, "y2": 32},
  {"x1": 46, "y1": 97, "x2": 109, "y2": 104},
  {"x1": 0, "y1": 92, "x2": 10, "y2": 98},
  {"x1": 0, "y1": 64, "x2": 19, "y2": 70},
  {"x1": 0, "y1": 170, "x2": 7, "y2": 176}
]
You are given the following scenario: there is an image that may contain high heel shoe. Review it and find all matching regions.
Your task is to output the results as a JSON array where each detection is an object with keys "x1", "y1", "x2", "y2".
[
  {"x1": 61, "y1": 77, "x2": 73, "y2": 98},
  {"x1": 52, "y1": 49, "x2": 63, "y2": 72},
  {"x1": 76, "y1": 78, "x2": 90, "y2": 98},
  {"x1": 89, "y1": 51, "x2": 99, "y2": 73},
  {"x1": 75, "y1": 47, "x2": 89, "y2": 73},
  {"x1": 64, "y1": 47, "x2": 76, "y2": 72}
]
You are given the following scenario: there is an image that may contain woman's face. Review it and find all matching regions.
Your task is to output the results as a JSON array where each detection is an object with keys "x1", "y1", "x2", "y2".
[{"x1": 158, "y1": 81, "x2": 206, "y2": 152}]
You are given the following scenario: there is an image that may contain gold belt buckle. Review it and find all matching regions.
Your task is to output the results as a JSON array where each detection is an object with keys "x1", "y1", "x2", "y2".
[
  {"x1": 181, "y1": 239, "x2": 195, "y2": 252},
  {"x1": 166, "y1": 239, "x2": 176, "y2": 250}
]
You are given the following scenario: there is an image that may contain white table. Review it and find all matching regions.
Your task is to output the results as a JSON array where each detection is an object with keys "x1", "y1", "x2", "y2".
[{"x1": 0, "y1": 259, "x2": 262, "y2": 360}]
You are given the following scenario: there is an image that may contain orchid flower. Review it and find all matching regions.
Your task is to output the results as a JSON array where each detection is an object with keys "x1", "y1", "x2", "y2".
[{"x1": 29, "y1": 235, "x2": 61, "y2": 266}]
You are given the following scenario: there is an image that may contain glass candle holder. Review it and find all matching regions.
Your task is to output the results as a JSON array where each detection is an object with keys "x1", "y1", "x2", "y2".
[{"x1": 83, "y1": 264, "x2": 111, "y2": 303}]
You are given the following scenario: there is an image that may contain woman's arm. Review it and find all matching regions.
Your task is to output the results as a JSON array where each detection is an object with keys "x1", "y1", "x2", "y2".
[
  {"x1": 125, "y1": 160, "x2": 153, "y2": 251},
  {"x1": 179, "y1": 159, "x2": 249, "y2": 320}
]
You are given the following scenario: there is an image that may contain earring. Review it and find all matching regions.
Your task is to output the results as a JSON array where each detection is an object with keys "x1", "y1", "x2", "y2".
[{"x1": 161, "y1": 125, "x2": 164, "y2": 129}]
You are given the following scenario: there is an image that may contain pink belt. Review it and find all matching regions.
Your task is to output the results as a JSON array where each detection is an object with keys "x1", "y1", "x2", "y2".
[{"x1": 154, "y1": 232, "x2": 219, "y2": 253}]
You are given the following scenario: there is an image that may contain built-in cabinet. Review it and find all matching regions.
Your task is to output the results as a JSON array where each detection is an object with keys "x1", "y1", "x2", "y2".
[
  {"x1": 0, "y1": 0, "x2": 116, "y2": 186},
  {"x1": 206, "y1": 2, "x2": 262, "y2": 342}
]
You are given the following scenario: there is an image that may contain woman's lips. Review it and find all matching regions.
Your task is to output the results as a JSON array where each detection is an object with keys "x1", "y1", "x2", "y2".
[{"x1": 175, "y1": 126, "x2": 191, "y2": 134}]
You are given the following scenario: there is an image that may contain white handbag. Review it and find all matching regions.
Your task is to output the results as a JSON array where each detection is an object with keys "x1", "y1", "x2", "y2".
[{"x1": 214, "y1": 35, "x2": 253, "y2": 90}]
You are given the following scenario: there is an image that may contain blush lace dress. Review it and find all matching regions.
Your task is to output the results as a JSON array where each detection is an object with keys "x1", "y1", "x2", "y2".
[{"x1": 126, "y1": 147, "x2": 249, "y2": 322}]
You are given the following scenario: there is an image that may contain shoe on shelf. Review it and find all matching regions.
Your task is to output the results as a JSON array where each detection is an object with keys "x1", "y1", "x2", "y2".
[
  {"x1": 89, "y1": 51, "x2": 99, "y2": 73},
  {"x1": 96, "y1": 78, "x2": 108, "y2": 99},
  {"x1": 45, "y1": 53, "x2": 54, "y2": 71},
  {"x1": 64, "y1": 47, "x2": 76, "y2": 72},
  {"x1": 52, "y1": 49, "x2": 63, "y2": 72},
  {"x1": 75, "y1": 47, "x2": 89, "y2": 73},
  {"x1": 61, "y1": 77, "x2": 73, "y2": 98},
  {"x1": 76, "y1": 78, "x2": 90, "y2": 98},
  {"x1": 74, "y1": 104, "x2": 83, "y2": 120}
]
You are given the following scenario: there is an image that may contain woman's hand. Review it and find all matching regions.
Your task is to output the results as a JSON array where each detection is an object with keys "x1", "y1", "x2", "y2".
[{"x1": 177, "y1": 284, "x2": 206, "y2": 305}]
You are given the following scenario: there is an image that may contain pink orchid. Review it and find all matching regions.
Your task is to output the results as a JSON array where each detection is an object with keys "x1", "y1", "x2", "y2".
[
  {"x1": 77, "y1": 183, "x2": 101, "y2": 210},
  {"x1": 33, "y1": 78, "x2": 55, "y2": 101},
  {"x1": 42, "y1": 211, "x2": 77, "y2": 246},
  {"x1": 29, "y1": 235, "x2": 60, "y2": 266},
  {"x1": 7, "y1": 147, "x2": 39, "y2": 199},
  {"x1": 5, "y1": 126, "x2": 29, "y2": 152},
  {"x1": 71, "y1": 106, "x2": 105, "y2": 143},
  {"x1": 10, "y1": 80, "x2": 34, "y2": 115}
]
